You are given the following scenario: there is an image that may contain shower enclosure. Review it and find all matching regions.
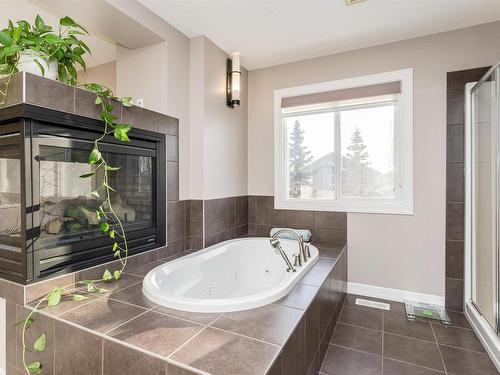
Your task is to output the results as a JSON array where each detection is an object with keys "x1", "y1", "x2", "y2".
[{"x1": 465, "y1": 63, "x2": 500, "y2": 365}]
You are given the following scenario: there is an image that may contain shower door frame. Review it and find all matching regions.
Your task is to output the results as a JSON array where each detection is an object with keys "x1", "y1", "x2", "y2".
[{"x1": 464, "y1": 63, "x2": 500, "y2": 370}]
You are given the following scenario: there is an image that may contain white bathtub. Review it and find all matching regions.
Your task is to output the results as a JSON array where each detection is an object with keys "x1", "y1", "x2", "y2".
[{"x1": 142, "y1": 237, "x2": 319, "y2": 313}]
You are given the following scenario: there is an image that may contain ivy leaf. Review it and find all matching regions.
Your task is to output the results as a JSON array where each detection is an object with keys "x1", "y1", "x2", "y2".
[
  {"x1": 91, "y1": 190, "x2": 100, "y2": 198},
  {"x1": 34, "y1": 15, "x2": 45, "y2": 31},
  {"x1": 88, "y1": 148, "x2": 101, "y2": 164},
  {"x1": 110, "y1": 230, "x2": 116, "y2": 239},
  {"x1": 95, "y1": 96, "x2": 102, "y2": 105},
  {"x1": 27, "y1": 361, "x2": 42, "y2": 374},
  {"x1": 47, "y1": 288, "x2": 62, "y2": 307},
  {"x1": 33, "y1": 59, "x2": 45, "y2": 76},
  {"x1": 72, "y1": 294, "x2": 89, "y2": 301},
  {"x1": 33, "y1": 332, "x2": 46, "y2": 352},
  {"x1": 113, "y1": 251, "x2": 120, "y2": 257},
  {"x1": 95, "y1": 211, "x2": 101, "y2": 220},
  {"x1": 113, "y1": 270, "x2": 122, "y2": 280},
  {"x1": 113, "y1": 124, "x2": 132, "y2": 142},
  {"x1": 59, "y1": 16, "x2": 75, "y2": 27},
  {"x1": 79, "y1": 172, "x2": 95, "y2": 178},
  {"x1": 112, "y1": 241, "x2": 117, "y2": 250},
  {"x1": 101, "y1": 111, "x2": 118, "y2": 124},
  {"x1": 16, "y1": 317, "x2": 34, "y2": 328},
  {"x1": 121, "y1": 97, "x2": 133, "y2": 107},
  {"x1": 0, "y1": 30, "x2": 13, "y2": 46},
  {"x1": 86, "y1": 282, "x2": 97, "y2": 293},
  {"x1": 44, "y1": 33, "x2": 65, "y2": 44},
  {"x1": 105, "y1": 165, "x2": 120, "y2": 171},
  {"x1": 100, "y1": 222, "x2": 109, "y2": 232},
  {"x1": 102, "y1": 269, "x2": 113, "y2": 281}
]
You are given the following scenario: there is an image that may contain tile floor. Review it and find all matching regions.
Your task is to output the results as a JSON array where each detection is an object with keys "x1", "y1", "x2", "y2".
[{"x1": 319, "y1": 294, "x2": 499, "y2": 375}]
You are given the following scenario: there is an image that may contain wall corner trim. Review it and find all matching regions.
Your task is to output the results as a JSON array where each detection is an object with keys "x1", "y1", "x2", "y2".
[{"x1": 347, "y1": 282, "x2": 445, "y2": 306}]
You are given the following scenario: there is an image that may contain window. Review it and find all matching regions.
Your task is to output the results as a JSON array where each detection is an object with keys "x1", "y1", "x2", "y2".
[{"x1": 274, "y1": 69, "x2": 413, "y2": 214}]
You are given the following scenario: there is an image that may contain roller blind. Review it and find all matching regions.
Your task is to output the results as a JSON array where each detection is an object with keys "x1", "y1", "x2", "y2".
[{"x1": 281, "y1": 81, "x2": 401, "y2": 108}]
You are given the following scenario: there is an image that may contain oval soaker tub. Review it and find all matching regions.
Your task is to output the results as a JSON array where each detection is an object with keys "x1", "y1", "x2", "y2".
[{"x1": 142, "y1": 237, "x2": 319, "y2": 313}]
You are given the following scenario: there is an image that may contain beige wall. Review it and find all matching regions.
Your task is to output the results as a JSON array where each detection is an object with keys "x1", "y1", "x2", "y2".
[
  {"x1": 116, "y1": 43, "x2": 168, "y2": 114},
  {"x1": 108, "y1": 1, "x2": 191, "y2": 199},
  {"x1": 78, "y1": 61, "x2": 117, "y2": 94},
  {"x1": 248, "y1": 21, "x2": 500, "y2": 297},
  {"x1": 189, "y1": 36, "x2": 248, "y2": 199}
]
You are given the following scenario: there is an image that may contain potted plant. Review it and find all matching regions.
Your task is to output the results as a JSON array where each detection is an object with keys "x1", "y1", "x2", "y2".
[{"x1": 0, "y1": 15, "x2": 89, "y2": 84}]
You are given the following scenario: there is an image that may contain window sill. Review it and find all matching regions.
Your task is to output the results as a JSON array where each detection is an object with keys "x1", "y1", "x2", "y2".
[{"x1": 274, "y1": 197, "x2": 414, "y2": 215}]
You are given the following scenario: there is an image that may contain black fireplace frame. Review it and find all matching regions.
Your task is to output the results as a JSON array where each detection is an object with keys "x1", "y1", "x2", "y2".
[{"x1": 0, "y1": 103, "x2": 166, "y2": 284}]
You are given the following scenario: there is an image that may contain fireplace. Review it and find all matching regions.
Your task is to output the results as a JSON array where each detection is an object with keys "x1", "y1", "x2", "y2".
[{"x1": 0, "y1": 104, "x2": 166, "y2": 283}]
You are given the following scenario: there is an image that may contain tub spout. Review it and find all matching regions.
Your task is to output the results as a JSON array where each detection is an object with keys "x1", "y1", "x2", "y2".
[{"x1": 269, "y1": 238, "x2": 296, "y2": 272}]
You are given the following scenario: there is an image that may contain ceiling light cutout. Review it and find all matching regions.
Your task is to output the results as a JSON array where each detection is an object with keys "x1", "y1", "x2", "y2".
[{"x1": 345, "y1": 0, "x2": 367, "y2": 5}]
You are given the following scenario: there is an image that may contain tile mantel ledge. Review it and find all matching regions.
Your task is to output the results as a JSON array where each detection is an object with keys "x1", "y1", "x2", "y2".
[
  {"x1": 0, "y1": 71, "x2": 179, "y2": 135},
  {"x1": 1, "y1": 241, "x2": 347, "y2": 375}
]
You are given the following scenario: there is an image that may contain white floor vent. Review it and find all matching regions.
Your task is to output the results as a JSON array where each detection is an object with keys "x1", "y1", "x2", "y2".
[{"x1": 355, "y1": 298, "x2": 391, "y2": 311}]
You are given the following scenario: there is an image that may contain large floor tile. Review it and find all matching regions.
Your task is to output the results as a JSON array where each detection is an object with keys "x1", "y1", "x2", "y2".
[
  {"x1": 211, "y1": 303, "x2": 302, "y2": 345},
  {"x1": 383, "y1": 333, "x2": 444, "y2": 371},
  {"x1": 171, "y1": 327, "x2": 280, "y2": 375},
  {"x1": 383, "y1": 358, "x2": 445, "y2": 375},
  {"x1": 331, "y1": 323, "x2": 382, "y2": 355},
  {"x1": 320, "y1": 345, "x2": 382, "y2": 375},
  {"x1": 59, "y1": 297, "x2": 147, "y2": 333},
  {"x1": 446, "y1": 311, "x2": 472, "y2": 329},
  {"x1": 439, "y1": 344, "x2": 498, "y2": 375},
  {"x1": 107, "y1": 310, "x2": 204, "y2": 357},
  {"x1": 338, "y1": 305, "x2": 383, "y2": 331},
  {"x1": 432, "y1": 323, "x2": 485, "y2": 352},
  {"x1": 383, "y1": 313, "x2": 435, "y2": 342}
]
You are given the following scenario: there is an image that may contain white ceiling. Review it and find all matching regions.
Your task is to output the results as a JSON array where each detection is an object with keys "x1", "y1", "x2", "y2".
[{"x1": 140, "y1": 0, "x2": 500, "y2": 70}]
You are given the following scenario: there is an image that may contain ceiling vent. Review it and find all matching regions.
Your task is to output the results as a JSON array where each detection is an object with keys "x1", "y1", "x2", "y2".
[{"x1": 345, "y1": 0, "x2": 367, "y2": 5}]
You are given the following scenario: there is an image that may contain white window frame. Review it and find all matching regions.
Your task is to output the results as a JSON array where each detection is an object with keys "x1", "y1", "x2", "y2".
[{"x1": 273, "y1": 68, "x2": 413, "y2": 215}]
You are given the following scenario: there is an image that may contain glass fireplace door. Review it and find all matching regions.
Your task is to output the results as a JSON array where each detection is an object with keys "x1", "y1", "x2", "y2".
[{"x1": 32, "y1": 134, "x2": 158, "y2": 268}]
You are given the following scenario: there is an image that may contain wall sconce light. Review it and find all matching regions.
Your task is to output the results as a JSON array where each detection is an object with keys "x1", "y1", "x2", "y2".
[{"x1": 227, "y1": 52, "x2": 241, "y2": 108}]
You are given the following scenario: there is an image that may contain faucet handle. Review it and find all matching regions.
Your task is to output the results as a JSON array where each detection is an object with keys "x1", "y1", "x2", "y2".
[
  {"x1": 293, "y1": 253, "x2": 302, "y2": 267},
  {"x1": 305, "y1": 243, "x2": 312, "y2": 258}
]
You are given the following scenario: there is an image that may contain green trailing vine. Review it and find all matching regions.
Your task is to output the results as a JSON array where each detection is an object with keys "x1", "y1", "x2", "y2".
[{"x1": 0, "y1": 15, "x2": 135, "y2": 375}]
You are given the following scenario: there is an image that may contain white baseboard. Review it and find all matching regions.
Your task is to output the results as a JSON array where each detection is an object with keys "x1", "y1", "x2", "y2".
[{"x1": 347, "y1": 282, "x2": 446, "y2": 306}]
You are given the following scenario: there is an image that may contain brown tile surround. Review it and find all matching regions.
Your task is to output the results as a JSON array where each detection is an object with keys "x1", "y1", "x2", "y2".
[
  {"x1": 4, "y1": 244, "x2": 347, "y2": 375},
  {"x1": 248, "y1": 196, "x2": 347, "y2": 245},
  {"x1": 319, "y1": 293, "x2": 497, "y2": 375},
  {"x1": 445, "y1": 67, "x2": 490, "y2": 311}
]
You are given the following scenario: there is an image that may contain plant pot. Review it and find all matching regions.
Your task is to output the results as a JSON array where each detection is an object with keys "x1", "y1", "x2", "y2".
[{"x1": 17, "y1": 50, "x2": 58, "y2": 80}]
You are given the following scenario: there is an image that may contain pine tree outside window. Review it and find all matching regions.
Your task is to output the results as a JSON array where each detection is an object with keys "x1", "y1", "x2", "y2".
[{"x1": 274, "y1": 69, "x2": 413, "y2": 214}]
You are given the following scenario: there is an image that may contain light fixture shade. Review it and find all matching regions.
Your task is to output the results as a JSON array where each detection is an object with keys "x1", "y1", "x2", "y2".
[{"x1": 227, "y1": 52, "x2": 241, "y2": 108}]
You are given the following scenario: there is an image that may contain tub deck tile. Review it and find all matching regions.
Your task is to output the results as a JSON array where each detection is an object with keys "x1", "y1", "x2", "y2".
[
  {"x1": 170, "y1": 327, "x2": 281, "y2": 375},
  {"x1": 210, "y1": 303, "x2": 303, "y2": 345}
]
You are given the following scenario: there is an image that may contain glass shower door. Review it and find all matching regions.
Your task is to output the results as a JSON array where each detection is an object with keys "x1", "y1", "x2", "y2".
[{"x1": 471, "y1": 67, "x2": 498, "y2": 330}]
